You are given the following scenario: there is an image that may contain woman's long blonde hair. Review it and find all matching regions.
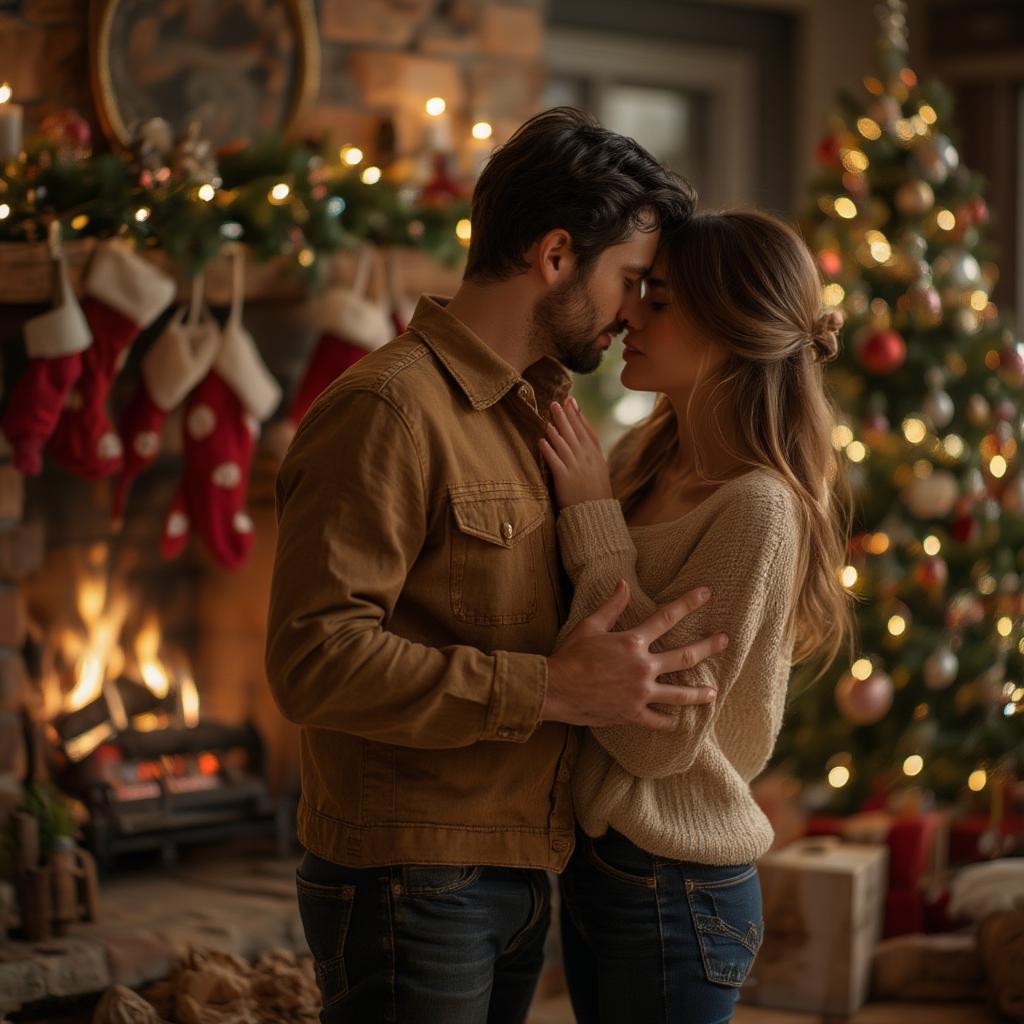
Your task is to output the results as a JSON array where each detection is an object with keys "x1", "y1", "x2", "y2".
[{"x1": 611, "y1": 209, "x2": 854, "y2": 675}]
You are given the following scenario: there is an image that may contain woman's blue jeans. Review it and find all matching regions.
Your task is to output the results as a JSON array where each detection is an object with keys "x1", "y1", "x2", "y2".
[{"x1": 559, "y1": 827, "x2": 764, "y2": 1024}]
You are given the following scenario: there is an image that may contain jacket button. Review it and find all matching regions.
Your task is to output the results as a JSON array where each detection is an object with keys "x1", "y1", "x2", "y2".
[
  {"x1": 517, "y1": 384, "x2": 531, "y2": 401},
  {"x1": 502, "y1": 521, "x2": 514, "y2": 540},
  {"x1": 551, "y1": 838, "x2": 569, "y2": 853}
]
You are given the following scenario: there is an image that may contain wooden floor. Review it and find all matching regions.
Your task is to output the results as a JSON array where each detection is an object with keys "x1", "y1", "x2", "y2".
[{"x1": 528, "y1": 992, "x2": 999, "y2": 1023}]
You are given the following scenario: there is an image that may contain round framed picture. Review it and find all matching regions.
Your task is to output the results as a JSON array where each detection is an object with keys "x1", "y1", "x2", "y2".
[{"x1": 90, "y1": 0, "x2": 320, "y2": 149}]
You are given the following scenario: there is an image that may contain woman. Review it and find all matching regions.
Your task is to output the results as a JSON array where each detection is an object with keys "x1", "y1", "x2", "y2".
[{"x1": 539, "y1": 210, "x2": 854, "y2": 1024}]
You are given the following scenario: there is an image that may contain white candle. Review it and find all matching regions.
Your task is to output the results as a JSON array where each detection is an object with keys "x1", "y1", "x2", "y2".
[{"x1": 0, "y1": 83, "x2": 23, "y2": 161}]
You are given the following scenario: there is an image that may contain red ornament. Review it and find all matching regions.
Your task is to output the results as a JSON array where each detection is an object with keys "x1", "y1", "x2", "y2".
[
  {"x1": 951, "y1": 514, "x2": 979, "y2": 544},
  {"x1": 818, "y1": 249, "x2": 842, "y2": 278},
  {"x1": 858, "y1": 329, "x2": 907, "y2": 375},
  {"x1": 815, "y1": 135, "x2": 841, "y2": 168},
  {"x1": 38, "y1": 108, "x2": 92, "y2": 160},
  {"x1": 968, "y1": 196, "x2": 989, "y2": 226},
  {"x1": 914, "y1": 556, "x2": 948, "y2": 590},
  {"x1": 420, "y1": 152, "x2": 463, "y2": 206}
]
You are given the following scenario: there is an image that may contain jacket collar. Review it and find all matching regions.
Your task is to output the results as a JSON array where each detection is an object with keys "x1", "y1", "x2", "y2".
[{"x1": 407, "y1": 295, "x2": 572, "y2": 412}]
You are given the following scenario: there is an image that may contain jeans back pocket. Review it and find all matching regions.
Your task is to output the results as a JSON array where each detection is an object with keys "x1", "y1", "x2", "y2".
[
  {"x1": 685, "y1": 864, "x2": 763, "y2": 988},
  {"x1": 295, "y1": 875, "x2": 356, "y2": 1008}
]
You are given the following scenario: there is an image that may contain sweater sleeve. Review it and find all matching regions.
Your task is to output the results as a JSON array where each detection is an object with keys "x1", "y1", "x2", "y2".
[{"x1": 555, "y1": 491, "x2": 798, "y2": 779}]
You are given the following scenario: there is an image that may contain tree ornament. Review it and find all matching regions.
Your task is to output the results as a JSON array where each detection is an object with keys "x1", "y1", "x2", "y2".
[
  {"x1": 951, "y1": 307, "x2": 980, "y2": 336},
  {"x1": 907, "y1": 281, "x2": 943, "y2": 328},
  {"x1": 923, "y1": 388, "x2": 954, "y2": 429},
  {"x1": 894, "y1": 179, "x2": 934, "y2": 216},
  {"x1": 951, "y1": 513, "x2": 980, "y2": 545},
  {"x1": 967, "y1": 394, "x2": 991, "y2": 428},
  {"x1": 858, "y1": 328, "x2": 906, "y2": 374},
  {"x1": 914, "y1": 556, "x2": 948, "y2": 590},
  {"x1": 1002, "y1": 476, "x2": 1024, "y2": 515},
  {"x1": 967, "y1": 196, "x2": 989, "y2": 226},
  {"x1": 836, "y1": 669, "x2": 894, "y2": 725},
  {"x1": 901, "y1": 469, "x2": 958, "y2": 519},
  {"x1": 912, "y1": 134, "x2": 960, "y2": 184},
  {"x1": 815, "y1": 135, "x2": 842, "y2": 168},
  {"x1": 923, "y1": 646, "x2": 959, "y2": 690},
  {"x1": 934, "y1": 248, "x2": 982, "y2": 289}
]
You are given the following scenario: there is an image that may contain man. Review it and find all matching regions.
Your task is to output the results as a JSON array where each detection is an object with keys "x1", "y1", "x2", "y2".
[{"x1": 266, "y1": 108, "x2": 720, "y2": 1023}]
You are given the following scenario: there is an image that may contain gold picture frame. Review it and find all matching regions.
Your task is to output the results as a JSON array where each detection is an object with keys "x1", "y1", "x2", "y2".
[{"x1": 90, "y1": 0, "x2": 320, "y2": 150}]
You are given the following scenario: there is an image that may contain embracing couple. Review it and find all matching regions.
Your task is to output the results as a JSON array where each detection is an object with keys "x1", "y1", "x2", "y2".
[{"x1": 266, "y1": 107, "x2": 852, "y2": 1024}]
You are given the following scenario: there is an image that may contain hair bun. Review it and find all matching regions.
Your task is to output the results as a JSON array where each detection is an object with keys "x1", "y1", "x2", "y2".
[{"x1": 811, "y1": 310, "x2": 843, "y2": 362}]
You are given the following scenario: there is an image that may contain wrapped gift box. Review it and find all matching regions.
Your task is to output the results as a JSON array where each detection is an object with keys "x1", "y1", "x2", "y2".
[{"x1": 743, "y1": 837, "x2": 888, "y2": 1017}]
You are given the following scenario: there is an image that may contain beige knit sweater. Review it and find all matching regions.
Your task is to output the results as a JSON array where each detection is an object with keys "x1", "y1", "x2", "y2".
[{"x1": 557, "y1": 469, "x2": 802, "y2": 866}]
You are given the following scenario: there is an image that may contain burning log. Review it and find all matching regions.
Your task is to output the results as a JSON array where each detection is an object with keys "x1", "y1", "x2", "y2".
[{"x1": 54, "y1": 676, "x2": 169, "y2": 746}]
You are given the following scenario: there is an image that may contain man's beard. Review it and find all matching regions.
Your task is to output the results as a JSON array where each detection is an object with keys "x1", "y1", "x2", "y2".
[{"x1": 529, "y1": 269, "x2": 621, "y2": 374}]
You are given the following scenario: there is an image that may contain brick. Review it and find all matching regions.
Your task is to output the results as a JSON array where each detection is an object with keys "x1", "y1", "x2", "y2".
[
  {"x1": 0, "y1": 710, "x2": 24, "y2": 776},
  {"x1": 320, "y1": 0, "x2": 433, "y2": 46},
  {"x1": 34, "y1": 937, "x2": 111, "y2": 998},
  {"x1": 478, "y1": 5, "x2": 544, "y2": 60},
  {"x1": 0, "y1": 955, "x2": 47, "y2": 1015},
  {"x1": 0, "y1": 650, "x2": 26, "y2": 711},
  {"x1": 24, "y1": 0, "x2": 86, "y2": 24},
  {"x1": 0, "y1": 522, "x2": 43, "y2": 581},
  {"x1": 0, "y1": 585, "x2": 26, "y2": 647},
  {"x1": 0, "y1": 465, "x2": 24, "y2": 521},
  {"x1": 470, "y1": 60, "x2": 544, "y2": 126},
  {"x1": 300, "y1": 104, "x2": 380, "y2": 153},
  {"x1": 348, "y1": 51, "x2": 464, "y2": 114}
]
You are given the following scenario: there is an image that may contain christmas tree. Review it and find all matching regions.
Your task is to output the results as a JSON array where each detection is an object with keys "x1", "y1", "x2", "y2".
[{"x1": 773, "y1": 0, "x2": 1024, "y2": 812}]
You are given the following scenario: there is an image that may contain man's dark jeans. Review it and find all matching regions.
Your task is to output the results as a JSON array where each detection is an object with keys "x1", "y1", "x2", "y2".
[
  {"x1": 559, "y1": 827, "x2": 764, "y2": 1024},
  {"x1": 296, "y1": 850, "x2": 551, "y2": 1023}
]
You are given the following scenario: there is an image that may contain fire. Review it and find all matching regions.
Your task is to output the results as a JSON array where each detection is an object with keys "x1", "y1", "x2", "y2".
[
  {"x1": 180, "y1": 674, "x2": 200, "y2": 728},
  {"x1": 136, "y1": 614, "x2": 170, "y2": 699}
]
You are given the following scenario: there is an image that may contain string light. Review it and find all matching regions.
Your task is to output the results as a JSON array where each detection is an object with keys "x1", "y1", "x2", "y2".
[
  {"x1": 989, "y1": 455, "x2": 1007, "y2": 478},
  {"x1": 840, "y1": 565, "x2": 859, "y2": 587},
  {"x1": 903, "y1": 755, "x2": 924, "y2": 777},
  {"x1": 936, "y1": 209, "x2": 956, "y2": 231},
  {"x1": 134, "y1": 207, "x2": 151, "y2": 222},
  {"x1": 919, "y1": 104, "x2": 937, "y2": 124},
  {"x1": 841, "y1": 149, "x2": 869, "y2": 172},
  {"x1": 888, "y1": 614, "x2": 907, "y2": 637},
  {"x1": 71, "y1": 214, "x2": 89, "y2": 230},
  {"x1": 923, "y1": 535, "x2": 941, "y2": 556},
  {"x1": 269, "y1": 182, "x2": 290, "y2": 203},
  {"x1": 472, "y1": 121, "x2": 493, "y2": 140},
  {"x1": 968, "y1": 769, "x2": 987, "y2": 792},
  {"x1": 822, "y1": 283, "x2": 845, "y2": 306},
  {"x1": 297, "y1": 248, "x2": 315, "y2": 267},
  {"x1": 943, "y1": 435, "x2": 964, "y2": 458},
  {"x1": 834, "y1": 197, "x2": 857, "y2": 219},
  {"x1": 852, "y1": 658, "x2": 873, "y2": 681},
  {"x1": 832, "y1": 425, "x2": 854, "y2": 448},
  {"x1": 341, "y1": 146, "x2": 363, "y2": 166},
  {"x1": 0, "y1": 83, "x2": 11, "y2": 104},
  {"x1": 865, "y1": 230, "x2": 891, "y2": 262},
  {"x1": 865, "y1": 532, "x2": 890, "y2": 554},
  {"x1": 970, "y1": 290, "x2": 989, "y2": 311},
  {"x1": 857, "y1": 117, "x2": 882, "y2": 140},
  {"x1": 425, "y1": 97, "x2": 447, "y2": 117},
  {"x1": 903, "y1": 418, "x2": 927, "y2": 444},
  {"x1": 0, "y1": 203, "x2": 9, "y2": 220},
  {"x1": 828, "y1": 766, "x2": 851, "y2": 788},
  {"x1": 997, "y1": 617, "x2": 1013, "y2": 637},
  {"x1": 846, "y1": 441, "x2": 867, "y2": 462},
  {"x1": 198, "y1": 184, "x2": 216, "y2": 202},
  {"x1": 361, "y1": 166, "x2": 382, "y2": 185},
  {"x1": 455, "y1": 218, "x2": 472, "y2": 242}
]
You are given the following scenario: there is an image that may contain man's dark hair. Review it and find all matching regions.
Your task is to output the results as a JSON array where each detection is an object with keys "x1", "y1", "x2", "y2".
[{"x1": 464, "y1": 107, "x2": 697, "y2": 283}]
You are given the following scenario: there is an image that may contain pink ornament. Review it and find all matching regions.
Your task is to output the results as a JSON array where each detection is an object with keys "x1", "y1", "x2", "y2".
[{"x1": 835, "y1": 669, "x2": 894, "y2": 726}]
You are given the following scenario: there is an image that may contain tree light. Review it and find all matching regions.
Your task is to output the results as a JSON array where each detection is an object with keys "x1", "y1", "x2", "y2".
[
  {"x1": 341, "y1": 146, "x2": 363, "y2": 166},
  {"x1": 857, "y1": 117, "x2": 881, "y2": 140},
  {"x1": 968, "y1": 769, "x2": 987, "y2": 792},
  {"x1": 840, "y1": 566, "x2": 858, "y2": 587},
  {"x1": 361, "y1": 166, "x2": 382, "y2": 185},
  {"x1": 903, "y1": 755, "x2": 924, "y2": 777},
  {"x1": 989, "y1": 455, "x2": 1007, "y2": 478},
  {"x1": 834, "y1": 197, "x2": 857, "y2": 219},
  {"x1": 888, "y1": 615, "x2": 907, "y2": 637},
  {"x1": 297, "y1": 248, "x2": 315, "y2": 268},
  {"x1": 456, "y1": 218, "x2": 472, "y2": 242},
  {"x1": 903, "y1": 418, "x2": 927, "y2": 444},
  {"x1": 919, "y1": 104, "x2": 937, "y2": 124},
  {"x1": 852, "y1": 658, "x2": 873, "y2": 681},
  {"x1": 822, "y1": 283, "x2": 845, "y2": 306},
  {"x1": 997, "y1": 617, "x2": 1013, "y2": 637},
  {"x1": 472, "y1": 121, "x2": 493, "y2": 140},
  {"x1": 198, "y1": 184, "x2": 216, "y2": 202},
  {"x1": 828, "y1": 766, "x2": 851, "y2": 788},
  {"x1": 832, "y1": 425, "x2": 854, "y2": 448},
  {"x1": 846, "y1": 441, "x2": 867, "y2": 462},
  {"x1": 426, "y1": 97, "x2": 447, "y2": 117},
  {"x1": 134, "y1": 207, "x2": 151, "y2": 222},
  {"x1": 0, "y1": 203, "x2": 9, "y2": 220},
  {"x1": 936, "y1": 209, "x2": 956, "y2": 231},
  {"x1": 270, "y1": 182, "x2": 290, "y2": 202},
  {"x1": 0, "y1": 83, "x2": 11, "y2": 104}
]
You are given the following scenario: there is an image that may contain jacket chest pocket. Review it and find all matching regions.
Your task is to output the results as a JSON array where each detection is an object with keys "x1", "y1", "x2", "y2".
[{"x1": 448, "y1": 482, "x2": 549, "y2": 625}]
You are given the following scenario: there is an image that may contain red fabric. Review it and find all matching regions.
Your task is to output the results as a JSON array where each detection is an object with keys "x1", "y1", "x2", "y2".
[
  {"x1": 1, "y1": 351, "x2": 83, "y2": 475},
  {"x1": 111, "y1": 384, "x2": 167, "y2": 522},
  {"x1": 47, "y1": 298, "x2": 143, "y2": 479},
  {"x1": 161, "y1": 370, "x2": 257, "y2": 571},
  {"x1": 289, "y1": 333, "x2": 372, "y2": 426}
]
